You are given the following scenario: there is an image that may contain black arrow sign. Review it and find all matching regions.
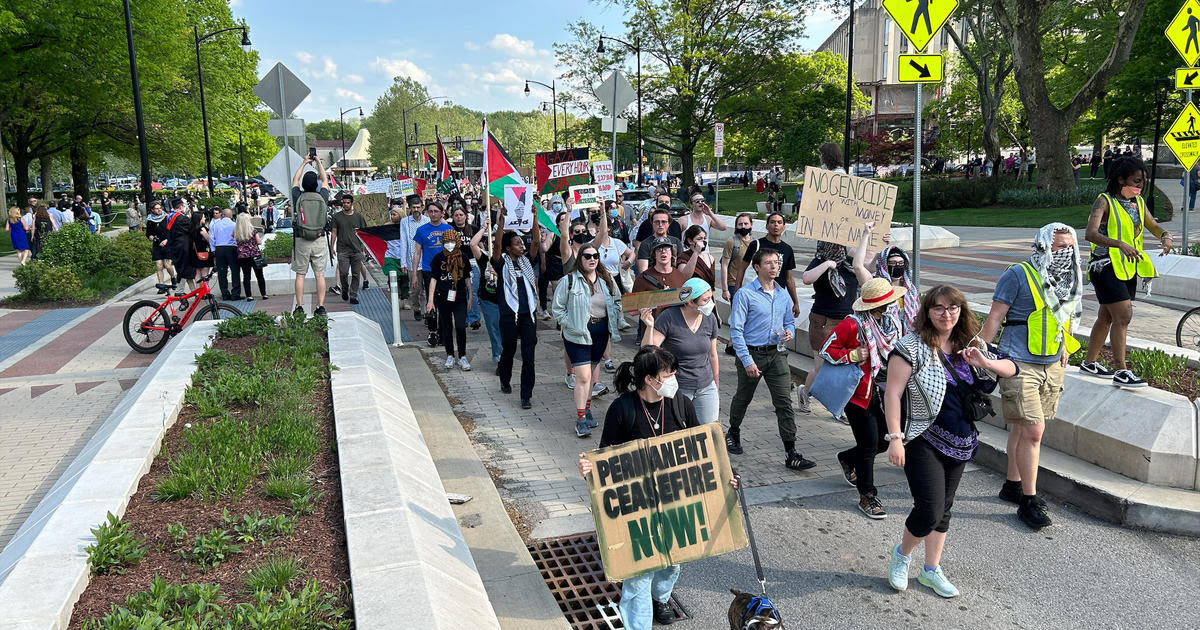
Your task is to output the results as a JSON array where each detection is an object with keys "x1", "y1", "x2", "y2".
[
  {"x1": 908, "y1": 59, "x2": 932, "y2": 79},
  {"x1": 1187, "y1": 71, "x2": 1198, "y2": 86}
]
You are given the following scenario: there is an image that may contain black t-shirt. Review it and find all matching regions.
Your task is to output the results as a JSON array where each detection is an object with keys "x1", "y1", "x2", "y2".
[
  {"x1": 741, "y1": 238, "x2": 796, "y2": 272},
  {"x1": 429, "y1": 249, "x2": 472, "y2": 301},
  {"x1": 476, "y1": 252, "x2": 499, "y2": 303},
  {"x1": 805, "y1": 257, "x2": 858, "y2": 318},
  {"x1": 492, "y1": 256, "x2": 535, "y2": 316},
  {"x1": 635, "y1": 219, "x2": 682, "y2": 243},
  {"x1": 599, "y1": 391, "x2": 699, "y2": 447}
]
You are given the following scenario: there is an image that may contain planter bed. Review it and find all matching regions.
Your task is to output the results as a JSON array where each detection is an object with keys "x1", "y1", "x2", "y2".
[{"x1": 67, "y1": 311, "x2": 352, "y2": 629}]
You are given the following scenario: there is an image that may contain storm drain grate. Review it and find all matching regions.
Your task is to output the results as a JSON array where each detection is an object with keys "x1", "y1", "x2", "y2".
[{"x1": 527, "y1": 532, "x2": 690, "y2": 629}]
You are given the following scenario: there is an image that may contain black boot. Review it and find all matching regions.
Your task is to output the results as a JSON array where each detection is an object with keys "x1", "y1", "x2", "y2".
[
  {"x1": 725, "y1": 429, "x2": 743, "y2": 455},
  {"x1": 652, "y1": 600, "x2": 677, "y2": 625}
]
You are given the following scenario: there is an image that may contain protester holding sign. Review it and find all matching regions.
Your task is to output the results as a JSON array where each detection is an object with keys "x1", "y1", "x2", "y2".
[
  {"x1": 852, "y1": 222, "x2": 919, "y2": 335},
  {"x1": 639, "y1": 278, "x2": 721, "y2": 425},
  {"x1": 427, "y1": 227, "x2": 485, "y2": 371},
  {"x1": 494, "y1": 207, "x2": 543, "y2": 409},
  {"x1": 797, "y1": 241, "x2": 861, "y2": 416}
]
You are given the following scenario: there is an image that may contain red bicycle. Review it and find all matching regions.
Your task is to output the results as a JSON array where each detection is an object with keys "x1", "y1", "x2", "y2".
[{"x1": 123, "y1": 271, "x2": 242, "y2": 353}]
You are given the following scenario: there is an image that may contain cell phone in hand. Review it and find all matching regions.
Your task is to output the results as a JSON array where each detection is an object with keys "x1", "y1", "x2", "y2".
[{"x1": 308, "y1": 148, "x2": 317, "y2": 160}]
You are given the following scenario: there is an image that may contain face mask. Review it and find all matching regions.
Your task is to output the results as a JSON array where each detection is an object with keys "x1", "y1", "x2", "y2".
[
  {"x1": 572, "y1": 232, "x2": 593, "y2": 244},
  {"x1": 590, "y1": 212, "x2": 602, "y2": 224},
  {"x1": 1049, "y1": 247, "x2": 1074, "y2": 273},
  {"x1": 735, "y1": 227, "x2": 752, "y2": 237},
  {"x1": 652, "y1": 375, "x2": 679, "y2": 398},
  {"x1": 552, "y1": 203, "x2": 564, "y2": 211},
  {"x1": 1121, "y1": 185, "x2": 1142, "y2": 198},
  {"x1": 657, "y1": 203, "x2": 671, "y2": 211},
  {"x1": 697, "y1": 300, "x2": 715, "y2": 316},
  {"x1": 888, "y1": 264, "x2": 907, "y2": 279},
  {"x1": 443, "y1": 241, "x2": 457, "y2": 252},
  {"x1": 609, "y1": 208, "x2": 620, "y2": 218}
]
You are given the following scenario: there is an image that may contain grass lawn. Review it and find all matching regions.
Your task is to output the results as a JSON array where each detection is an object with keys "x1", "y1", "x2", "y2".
[{"x1": 712, "y1": 185, "x2": 800, "y2": 214}]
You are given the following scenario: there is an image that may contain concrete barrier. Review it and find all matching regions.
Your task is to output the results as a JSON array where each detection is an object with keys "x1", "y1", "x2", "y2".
[
  {"x1": 327, "y1": 312, "x2": 499, "y2": 630},
  {"x1": 1142, "y1": 253, "x2": 1200, "y2": 302},
  {"x1": 0, "y1": 321, "x2": 215, "y2": 629}
]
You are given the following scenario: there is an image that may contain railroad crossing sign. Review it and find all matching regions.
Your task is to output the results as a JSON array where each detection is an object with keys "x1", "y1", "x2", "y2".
[
  {"x1": 1167, "y1": 0, "x2": 1200, "y2": 67},
  {"x1": 897, "y1": 54, "x2": 944, "y2": 83},
  {"x1": 881, "y1": 0, "x2": 959, "y2": 52},
  {"x1": 1166, "y1": 102, "x2": 1200, "y2": 170},
  {"x1": 1176, "y1": 67, "x2": 1200, "y2": 90}
]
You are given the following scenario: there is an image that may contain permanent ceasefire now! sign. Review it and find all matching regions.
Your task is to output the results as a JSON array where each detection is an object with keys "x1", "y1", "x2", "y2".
[
  {"x1": 583, "y1": 424, "x2": 746, "y2": 581},
  {"x1": 795, "y1": 166, "x2": 897, "y2": 252}
]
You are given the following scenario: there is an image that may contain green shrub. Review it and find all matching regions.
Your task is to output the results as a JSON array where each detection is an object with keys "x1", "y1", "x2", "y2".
[
  {"x1": 85, "y1": 512, "x2": 148, "y2": 576},
  {"x1": 181, "y1": 527, "x2": 242, "y2": 568},
  {"x1": 262, "y1": 233, "x2": 294, "y2": 259},
  {"x1": 892, "y1": 176, "x2": 1009, "y2": 213},
  {"x1": 244, "y1": 554, "x2": 304, "y2": 593},
  {"x1": 100, "y1": 230, "x2": 155, "y2": 280},
  {"x1": 81, "y1": 577, "x2": 224, "y2": 630},
  {"x1": 997, "y1": 180, "x2": 1106, "y2": 208},
  {"x1": 13, "y1": 260, "x2": 85, "y2": 300},
  {"x1": 40, "y1": 222, "x2": 106, "y2": 273},
  {"x1": 215, "y1": 310, "x2": 277, "y2": 338}
]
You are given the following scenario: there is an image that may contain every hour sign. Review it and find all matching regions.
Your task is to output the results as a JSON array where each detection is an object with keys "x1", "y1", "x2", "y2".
[{"x1": 795, "y1": 166, "x2": 897, "y2": 252}]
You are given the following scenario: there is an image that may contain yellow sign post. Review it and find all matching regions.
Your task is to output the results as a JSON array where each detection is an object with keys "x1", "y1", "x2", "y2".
[
  {"x1": 1176, "y1": 67, "x2": 1200, "y2": 90},
  {"x1": 897, "y1": 54, "x2": 944, "y2": 83},
  {"x1": 1165, "y1": 102, "x2": 1200, "y2": 171},
  {"x1": 1167, "y1": 0, "x2": 1200, "y2": 67},
  {"x1": 881, "y1": 0, "x2": 959, "y2": 52}
]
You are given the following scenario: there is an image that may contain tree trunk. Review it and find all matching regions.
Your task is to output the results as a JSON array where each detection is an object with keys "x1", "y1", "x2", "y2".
[
  {"x1": 680, "y1": 149, "x2": 695, "y2": 190},
  {"x1": 13, "y1": 153, "x2": 30, "y2": 202},
  {"x1": 70, "y1": 132, "x2": 89, "y2": 200},
  {"x1": 980, "y1": 109, "x2": 1003, "y2": 177},
  {"x1": 40, "y1": 158, "x2": 52, "y2": 201},
  {"x1": 1027, "y1": 110, "x2": 1073, "y2": 191}
]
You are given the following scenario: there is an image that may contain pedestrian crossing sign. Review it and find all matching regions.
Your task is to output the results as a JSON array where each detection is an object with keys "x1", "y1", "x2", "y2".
[
  {"x1": 1165, "y1": 102, "x2": 1200, "y2": 170},
  {"x1": 1167, "y1": 0, "x2": 1200, "y2": 67},
  {"x1": 881, "y1": 0, "x2": 959, "y2": 53}
]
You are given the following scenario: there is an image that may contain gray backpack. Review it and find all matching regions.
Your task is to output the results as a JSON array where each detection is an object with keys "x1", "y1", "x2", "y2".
[{"x1": 295, "y1": 191, "x2": 327, "y2": 241}]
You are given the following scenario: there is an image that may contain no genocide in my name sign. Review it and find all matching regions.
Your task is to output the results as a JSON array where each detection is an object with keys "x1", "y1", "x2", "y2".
[{"x1": 795, "y1": 166, "x2": 898, "y2": 253}]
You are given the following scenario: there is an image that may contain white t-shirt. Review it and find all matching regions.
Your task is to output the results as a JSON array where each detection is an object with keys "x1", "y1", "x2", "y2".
[{"x1": 597, "y1": 240, "x2": 628, "y2": 275}]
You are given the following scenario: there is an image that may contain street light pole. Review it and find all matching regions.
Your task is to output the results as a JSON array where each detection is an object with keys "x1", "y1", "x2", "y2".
[
  {"x1": 524, "y1": 79, "x2": 558, "y2": 148},
  {"x1": 238, "y1": 132, "x2": 246, "y2": 193},
  {"x1": 401, "y1": 96, "x2": 448, "y2": 175},
  {"x1": 193, "y1": 24, "x2": 251, "y2": 197},
  {"x1": 843, "y1": 0, "x2": 855, "y2": 172},
  {"x1": 339, "y1": 106, "x2": 363, "y2": 185},
  {"x1": 123, "y1": 0, "x2": 153, "y2": 212}
]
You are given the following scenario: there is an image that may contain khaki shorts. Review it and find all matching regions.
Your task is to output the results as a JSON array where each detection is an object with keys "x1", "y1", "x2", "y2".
[
  {"x1": 291, "y1": 236, "x2": 330, "y2": 275},
  {"x1": 808, "y1": 312, "x2": 840, "y2": 354},
  {"x1": 999, "y1": 360, "x2": 1065, "y2": 426}
]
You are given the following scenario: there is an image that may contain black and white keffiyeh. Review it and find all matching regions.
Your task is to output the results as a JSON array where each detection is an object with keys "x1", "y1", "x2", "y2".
[
  {"x1": 501, "y1": 252, "x2": 538, "y2": 314},
  {"x1": 815, "y1": 241, "x2": 854, "y2": 298}
]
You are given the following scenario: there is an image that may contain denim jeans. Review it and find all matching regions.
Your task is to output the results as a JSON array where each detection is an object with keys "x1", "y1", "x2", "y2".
[
  {"x1": 478, "y1": 299, "x2": 504, "y2": 361},
  {"x1": 678, "y1": 381, "x2": 719, "y2": 425},
  {"x1": 619, "y1": 565, "x2": 681, "y2": 630},
  {"x1": 467, "y1": 265, "x2": 482, "y2": 324}
]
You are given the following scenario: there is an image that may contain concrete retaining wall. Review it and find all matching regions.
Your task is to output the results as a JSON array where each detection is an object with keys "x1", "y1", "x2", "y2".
[
  {"x1": 0, "y1": 321, "x2": 215, "y2": 629},
  {"x1": 327, "y1": 312, "x2": 499, "y2": 630},
  {"x1": 1143, "y1": 253, "x2": 1200, "y2": 302}
]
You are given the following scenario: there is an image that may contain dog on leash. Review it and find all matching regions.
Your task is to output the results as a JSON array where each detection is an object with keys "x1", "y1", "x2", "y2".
[{"x1": 728, "y1": 589, "x2": 783, "y2": 629}]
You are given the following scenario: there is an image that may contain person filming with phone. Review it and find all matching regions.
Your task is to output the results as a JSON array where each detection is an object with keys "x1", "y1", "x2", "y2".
[{"x1": 290, "y1": 151, "x2": 331, "y2": 316}]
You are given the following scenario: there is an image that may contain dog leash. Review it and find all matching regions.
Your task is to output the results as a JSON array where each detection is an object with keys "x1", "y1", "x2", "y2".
[{"x1": 735, "y1": 474, "x2": 768, "y2": 596}]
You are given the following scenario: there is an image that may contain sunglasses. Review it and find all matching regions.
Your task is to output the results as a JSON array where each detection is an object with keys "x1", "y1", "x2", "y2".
[{"x1": 580, "y1": 252, "x2": 600, "y2": 260}]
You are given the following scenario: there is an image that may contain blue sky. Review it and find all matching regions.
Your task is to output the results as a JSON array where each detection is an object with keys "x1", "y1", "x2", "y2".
[{"x1": 230, "y1": 0, "x2": 842, "y2": 123}]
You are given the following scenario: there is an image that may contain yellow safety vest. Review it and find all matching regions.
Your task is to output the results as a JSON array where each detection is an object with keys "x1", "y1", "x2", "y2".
[
  {"x1": 1090, "y1": 193, "x2": 1156, "y2": 281},
  {"x1": 1014, "y1": 261, "x2": 1081, "y2": 357}
]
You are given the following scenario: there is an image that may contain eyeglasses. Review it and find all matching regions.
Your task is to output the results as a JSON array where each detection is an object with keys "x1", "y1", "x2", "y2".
[
  {"x1": 691, "y1": 198, "x2": 704, "y2": 204},
  {"x1": 653, "y1": 219, "x2": 669, "y2": 224},
  {"x1": 580, "y1": 252, "x2": 600, "y2": 260},
  {"x1": 930, "y1": 305, "x2": 961, "y2": 316}
]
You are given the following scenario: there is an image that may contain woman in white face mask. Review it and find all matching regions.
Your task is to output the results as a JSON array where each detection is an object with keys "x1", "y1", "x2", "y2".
[
  {"x1": 426, "y1": 229, "x2": 476, "y2": 371},
  {"x1": 638, "y1": 277, "x2": 721, "y2": 425}
]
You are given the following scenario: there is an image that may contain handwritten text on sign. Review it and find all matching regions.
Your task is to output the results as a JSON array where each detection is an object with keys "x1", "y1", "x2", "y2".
[
  {"x1": 795, "y1": 166, "x2": 897, "y2": 252},
  {"x1": 584, "y1": 424, "x2": 746, "y2": 581}
]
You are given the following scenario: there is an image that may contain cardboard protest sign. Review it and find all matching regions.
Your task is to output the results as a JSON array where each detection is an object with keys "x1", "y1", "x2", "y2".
[
  {"x1": 621, "y1": 284, "x2": 699, "y2": 313},
  {"x1": 794, "y1": 166, "x2": 897, "y2": 252},
  {"x1": 593, "y1": 160, "x2": 615, "y2": 200},
  {"x1": 536, "y1": 148, "x2": 591, "y2": 194},
  {"x1": 503, "y1": 184, "x2": 536, "y2": 231},
  {"x1": 569, "y1": 184, "x2": 601, "y2": 210},
  {"x1": 583, "y1": 423, "x2": 747, "y2": 581}
]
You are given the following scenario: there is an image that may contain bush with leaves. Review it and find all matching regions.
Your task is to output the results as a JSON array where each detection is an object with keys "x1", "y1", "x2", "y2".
[
  {"x1": 85, "y1": 512, "x2": 148, "y2": 576},
  {"x1": 98, "y1": 230, "x2": 156, "y2": 280},
  {"x1": 13, "y1": 260, "x2": 85, "y2": 300},
  {"x1": 262, "y1": 233, "x2": 293, "y2": 260},
  {"x1": 39, "y1": 222, "x2": 106, "y2": 274}
]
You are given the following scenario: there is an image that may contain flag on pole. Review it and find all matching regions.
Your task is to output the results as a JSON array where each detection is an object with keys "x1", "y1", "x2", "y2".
[
  {"x1": 484, "y1": 122, "x2": 559, "y2": 235},
  {"x1": 423, "y1": 149, "x2": 435, "y2": 173},
  {"x1": 435, "y1": 135, "x2": 457, "y2": 195}
]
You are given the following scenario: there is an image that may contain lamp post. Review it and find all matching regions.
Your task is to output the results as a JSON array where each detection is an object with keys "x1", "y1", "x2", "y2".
[
  {"x1": 597, "y1": 35, "x2": 642, "y2": 185},
  {"x1": 193, "y1": 24, "x2": 251, "y2": 196},
  {"x1": 339, "y1": 106, "x2": 363, "y2": 184},
  {"x1": 402, "y1": 95, "x2": 448, "y2": 175},
  {"x1": 238, "y1": 132, "x2": 246, "y2": 194},
  {"x1": 843, "y1": 0, "x2": 856, "y2": 172},
  {"x1": 123, "y1": 0, "x2": 153, "y2": 212},
  {"x1": 524, "y1": 79, "x2": 558, "y2": 149},
  {"x1": 1149, "y1": 77, "x2": 1170, "y2": 220}
]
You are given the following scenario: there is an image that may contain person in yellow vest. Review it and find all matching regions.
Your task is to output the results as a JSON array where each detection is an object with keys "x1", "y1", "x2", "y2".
[
  {"x1": 1080, "y1": 158, "x2": 1173, "y2": 387},
  {"x1": 980, "y1": 223, "x2": 1083, "y2": 530}
]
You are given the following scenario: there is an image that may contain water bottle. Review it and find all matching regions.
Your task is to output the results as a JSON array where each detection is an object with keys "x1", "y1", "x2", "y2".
[{"x1": 773, "y1": 330, "x2": 786, "y2": 353}]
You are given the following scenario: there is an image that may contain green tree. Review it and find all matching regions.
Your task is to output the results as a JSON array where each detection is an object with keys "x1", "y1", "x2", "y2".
[
  {"x1": 306, "y1": 118, "x2": 360, "y2": 143},
  {"x1": 926, "y1": 54, "x2": 1029, "y2": 164}
]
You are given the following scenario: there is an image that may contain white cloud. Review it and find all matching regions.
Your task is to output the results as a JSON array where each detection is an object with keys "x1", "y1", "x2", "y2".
[
  {"x1": 335, "y1": 88, "x2": 366, "y2": 103},
  {"x1": 312, "y1": 57, "x2": 338, "y2": 80},
  {"x1": 487, "y1": 33, "x2": 540, "y2": 57},
  {"x1": 464, "y1": 41, "x2": 481, "y2": 51},
  {"x1": 345, "y1": 73, "x2": 364, "y2": 84},
  {"x1": 229, "y1": 0, "x2": 242, "y2": 6},
  {"x1": 294, "y1": 51, "x2": 314, "y2": 64},
  {"x1": 369, "y1": 57, "x2": 431, "y2": 83}
]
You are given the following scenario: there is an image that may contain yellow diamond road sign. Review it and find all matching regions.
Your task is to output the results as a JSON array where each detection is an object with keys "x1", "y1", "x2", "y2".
[
  {"x1": 1166, "y1": 102, "x2": 1200, "y2": 171},
  {"x1": 1176, "y1": 67, "x2": 1200, "y2": 90},
  {"x1": 1168, "y1": 0, "x2": 1200, "y2": 67},
  {"x1": 898, "y1": 54, "x2": 944, "y2": 83},
  {"x1": 881, "y1": 0, "x2": 959, "y2": 52}
]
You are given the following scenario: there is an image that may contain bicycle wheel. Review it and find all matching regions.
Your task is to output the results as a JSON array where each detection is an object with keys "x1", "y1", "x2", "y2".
[
  {"x1": 193, "y1": 302, "x2": 243, "y2": 321},
  {"x1": 1176, "y1": 306, "x2": 1200, "y2": 350},
  {"x1": 123, "y1": 299, "x2": 171, "y2": 354}
]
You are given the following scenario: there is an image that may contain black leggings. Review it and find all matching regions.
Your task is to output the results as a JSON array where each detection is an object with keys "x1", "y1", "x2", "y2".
[
  {"x1": 903, "y1": 437, "x2": 967, "y2": 538},
  {"x1": 838, "y1": 394, "x2": 887, "y2": 497},
  {"x1": 437, "y1": 297, "x2": 468, "y2": 358},
  {"x1": 238, "y1": 258, "x2": 266, "y2": 298}
]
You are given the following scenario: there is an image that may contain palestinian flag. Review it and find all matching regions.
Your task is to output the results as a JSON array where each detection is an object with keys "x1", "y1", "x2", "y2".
[
  {"x1": 355, "y1": 224, "x2": 404, "y2": 267},
  {"x1": 483, "y1": 120, "x2": 558, "y2": 235},
  {"x1": 423, "y1": 149, "x2": 435, "y2": 173},
  {"x1": 435, "y1": 135, "x2": 457, "y2": 195}
]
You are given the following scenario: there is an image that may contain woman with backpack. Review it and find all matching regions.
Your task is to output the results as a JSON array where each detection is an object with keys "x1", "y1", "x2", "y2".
[
  {"x1": 883, "y1": 285, "x2": 1017, "y2": 598},
  {"x1": 234, "y1": 213, "x2": 267, "y2": 300},
  {"x1": 551, "y1": 241, "x2": 623, "y2": 438}
]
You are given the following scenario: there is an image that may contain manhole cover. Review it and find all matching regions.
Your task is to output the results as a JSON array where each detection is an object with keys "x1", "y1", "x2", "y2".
[{"x1": 527, "y1": 532, "x2": 690, "y2": 629}]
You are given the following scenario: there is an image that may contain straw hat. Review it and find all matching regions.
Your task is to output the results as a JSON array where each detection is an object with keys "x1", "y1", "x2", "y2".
[{"x1": 853, "y1": 277, "x2": 907, "y2": 312}]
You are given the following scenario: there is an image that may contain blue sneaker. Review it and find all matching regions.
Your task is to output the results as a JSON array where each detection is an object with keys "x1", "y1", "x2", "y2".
[
  {"x1": 918, "y1": 566, "x2": 960, "y2": 598},
  {"x1": 576, "y1": 418, "x2": 592, "y2": 438},
  {"x1": 888, "y1": 545, "x2": 911, "y2": 592},
  {"x1": 585, "y1": 409, "x2": 597, "y2": 428}
]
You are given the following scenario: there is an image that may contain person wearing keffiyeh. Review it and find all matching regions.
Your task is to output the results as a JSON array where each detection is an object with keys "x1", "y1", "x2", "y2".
[
  {"x1": 492, "y1": 207, "x2": 543, "y2": 410},
  {"x1": 978, "y1": 222, "x2": 1083, "y2": 531},
  {"x1": 851, "y1": 221, "x2": 919, "y2": 334},
  {"x1": 797, "y1": 239, "x2": 861, "y2": 416}
]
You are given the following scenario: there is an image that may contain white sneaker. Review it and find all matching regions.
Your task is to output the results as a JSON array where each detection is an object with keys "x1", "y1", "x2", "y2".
[
  {"x1": 444, "y1": 355, "x2": 456, "y2": 369},
  {"x1": 592, "y1": 381, "x2": 608, "y2": 397},
  {"x1": 540, "y1": 310, "x2": 552, "y2": 321},
  {"x1": 795, "y1": 384, "x2": 812, "y2": 413},
  {"x1": 566, "y1": 373, "x2": 576, "y2": 389},
  {"x1": 459, "y1": 356, "x2": 472, "y2": 371},
  {"x1": 617, "y1": 317, "x2": 632, "y2": 331}
]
